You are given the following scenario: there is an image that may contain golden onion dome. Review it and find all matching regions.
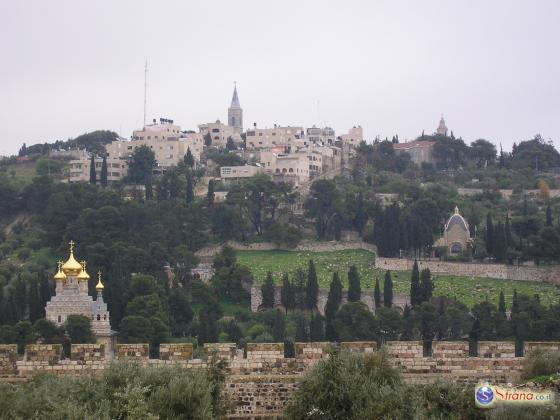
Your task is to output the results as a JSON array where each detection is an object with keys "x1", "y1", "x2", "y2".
[
  {"x1": 77, "y1": 261, "x2": 90, "y2": 281},
  {"x1": 54, "y1": 261, "x2": 67, "y2": 281},
  {"x1": 62, "y1": 240, "x2": 82, "y2": 275},
  {"x1": 95, "y1": 271, "x2": 105, "y2": 290}
]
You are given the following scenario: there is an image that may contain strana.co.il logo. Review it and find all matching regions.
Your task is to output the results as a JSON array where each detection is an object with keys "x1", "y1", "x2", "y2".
[{"x1": 475, "y1": 385, "x2": 494, "y2": 406}]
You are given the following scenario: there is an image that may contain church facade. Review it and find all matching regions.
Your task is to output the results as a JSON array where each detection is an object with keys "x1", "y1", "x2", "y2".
[
  {"x1": 435, "y1": 207, "x2": 472, "y2": 256},
  {"x1": 45, "y1": 241, "x2": 114, "y2": 355}
]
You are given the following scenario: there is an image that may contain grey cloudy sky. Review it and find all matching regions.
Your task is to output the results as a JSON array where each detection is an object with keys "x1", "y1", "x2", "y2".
[{"x1": 1, "y1": 0, "x2": 559, "y2": 155}]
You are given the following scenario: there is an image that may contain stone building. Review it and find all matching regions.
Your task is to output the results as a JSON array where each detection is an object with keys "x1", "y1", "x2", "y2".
[
  {"x1": 393, "y1": 140, "x2": 435, "y2": 166},
  {"x1": 45, "y1": 241, "x2": 114, "y2": 355},
  {"x1": 436, "y1": 115, "x2": 448, "y2": 136},
  {"x1": 434, "y1": 207, "x2": 472, "y2": 255}
]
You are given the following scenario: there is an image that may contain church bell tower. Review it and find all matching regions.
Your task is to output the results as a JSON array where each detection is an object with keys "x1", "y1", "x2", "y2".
[{"x1": 228, "y1": 82, "x2": 243, "y2": 134}]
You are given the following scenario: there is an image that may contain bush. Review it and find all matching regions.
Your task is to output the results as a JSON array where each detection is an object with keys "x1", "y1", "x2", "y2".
[
  {"x1": 0, "y1": 361, "x2": 226, "y2": 419},
  {"x1": 17, "y1": 247, "x2": 32, "y2": 261},
  {"x1": 522, "y1": 349, "x2": 560, "y2": 380}
]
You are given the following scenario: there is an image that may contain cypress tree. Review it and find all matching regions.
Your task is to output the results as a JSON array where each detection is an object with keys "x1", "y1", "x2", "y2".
[
  {"x1": 145, "y1": 178, "x2": 153, "y2": 200},
  {"x1": 325, "y1": 272, "x2": 343, "y2": 341},
  {"x1": 28, "y1": 277, "x2": 42, "y2": 323},
  {"x1": 39, "y1": 271, "x2": 51, "y2": 309},
  {"x1": 333, "y1": 214, "x2": 342, "y2": 241},
  {"x1": 184, "y1": 147, "x2": 195, "y2": 168},
  {"x1": 494, "y1": 221, "x2": 506, "y2": 262},
  {"x1": 354, "y1": 191, "x2": 367, "y2": 234},
  {"x1": 546, "y1": 203, "x2": 553, "y2": 227},
  {"x1": 185, "y1": 173, "x2": 194, "y2": 204},
  {"x1": 280, "y1": 273, "x2": 294, "y2": 313},
  {"x1": 347, "y1": 265, "x2": 361, "y2": 302},
  {"x1": 100, "y1": 155, "x2": 108, "y2": 187},
  {"x1": 498, "y1": 290, "x2": 506, "y2": 316},
  {"x1": 419, "y1": 268, "x2": 433, "y2": 304},
  {"x1": 512, "y1": 289, "x2": 519, "y2": 315},
  {"x1": 295, "y1": 315, "x2": 308, "y2": 342},
  {"x1": 261, "y1": 272, "x2": 275, "y2": 309},
  {"x1": 305, "y1": 260, "x2": 319, "y2": 310},
  {"x1": 505, "y1": 214, "x2": 512, "y2": 249},
  {"x1": 486, "y1": 213, "x2": 494, "y2": 256},
  {"x1": 383, "y1": 270, "x2": 393, "y2": 308},
  {"x1": 198, "y1": 309, "x2": 209, "y2": 346},
  {"x1": 89, "y1": 154, "x2": 97, "y2": 185},
  {"x1": 207, "y1": 179, "x2": 215, "y2": 207},
  {"x1": 310, "y1": 314, "x2": 325, "y2": 341},
  {"x1": 410, "y1": 260, "x2": 420, "y2": 306},
  {"x1": 272, "y1": 309, "x2": 286, "y2": 342},
  {"x1": 373, "y1": 277, "x2": 381, "y2": 309},
  {"x1": 401, "y1": 305, "x2": 414, "y2": 340}
]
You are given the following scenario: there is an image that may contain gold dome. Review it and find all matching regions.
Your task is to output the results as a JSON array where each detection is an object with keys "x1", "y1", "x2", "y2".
[
  {"x1": 95, "y1": 271, "x2": 105, "y2": 290},
  {"x1": 54, "y1": 261, "x2": 67, "y2": 281},
  {"x1": 62, "y1": 240, "x2": 82, "y2": 275},
  {"x1": 77, "y1": 261, "x2": 90, "y2": 281}
]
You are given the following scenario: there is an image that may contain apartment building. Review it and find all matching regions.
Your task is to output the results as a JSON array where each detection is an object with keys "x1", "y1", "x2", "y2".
[
  {"x1": 69, "y1": 155, "x2": 128, "y2": 184},
  {"x1": 339, "y1": 126, "x2": 363, "y2": 149},
  {"x1": 306, "y1": 126, "x2": 336, "y2": 145},
  {"x1": 198, "y1": 120, "x2": 241, "y2": 149},
  {"x1": 245, "y1": 125, "x2": 304, "y2": 150},
  {"x1": 220, "y1": 165, "x2": 263, "y2": 182}
]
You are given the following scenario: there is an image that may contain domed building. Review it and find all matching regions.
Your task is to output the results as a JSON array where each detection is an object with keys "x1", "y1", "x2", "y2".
[
  {"x1": 45, "y1": 241, "x2": 114, "y2": 355},
  {"x1": 435, "y1": 207, "x2": 472, "y2": 256}
]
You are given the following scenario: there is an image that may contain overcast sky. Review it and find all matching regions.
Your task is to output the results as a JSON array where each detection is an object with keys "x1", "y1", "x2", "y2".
[{"x1": 1, "y1": 0, "x2": 559, "y2": 155}]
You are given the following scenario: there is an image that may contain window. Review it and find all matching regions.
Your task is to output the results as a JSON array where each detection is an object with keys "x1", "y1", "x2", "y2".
[
  {"x1": 58, "y1": 315, "x2": 62, "y2": 323},
  {"x1": 97, "y1": 314, "x2": 101, "y2": 321}
]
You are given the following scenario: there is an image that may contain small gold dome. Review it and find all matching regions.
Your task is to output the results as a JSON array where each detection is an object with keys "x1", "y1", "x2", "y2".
[
  {"x1": 54, "y1": 261, "x2": 67, "y2": 281},
  {"x1": 77, "y1": 261, "x2": 90, "y2": 281},
  {"x1": 96, "y1": 271, "x2": 105, "y2": 290},
  {"x1": 62, "y1": 240, "x2": 82, "y2": 275}
]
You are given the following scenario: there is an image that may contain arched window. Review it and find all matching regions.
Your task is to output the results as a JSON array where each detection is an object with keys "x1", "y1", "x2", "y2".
[
  {"x1": 282, "y1": 168, "x2": 287, "y2": 173},
  {"x1": 275, "y1": 169, "x2": 280, "y2": 173},
  {"x1": 97, "y1": 314, "x2": 101, "y2": 321},
  {"x1": 289, "y1": 168, "x2": 294, "y2": 173},
  {"x1": 103, "y1": 315, "x2": 107, "y2": 320}
]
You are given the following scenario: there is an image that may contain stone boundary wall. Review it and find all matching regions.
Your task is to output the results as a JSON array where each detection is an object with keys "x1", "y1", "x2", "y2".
[
  {"x1": 159, "y1": 343, "x2": 193, "y2": 361},
  {"x1": 195, "y1": 240, "x2": 376, "y2": 259},
  {"x1": 375, "y1": 257, "x2": 560, "y2": 284},
  {"x1": 5, "y1": 341, "x2": 560, "y2": 417}
]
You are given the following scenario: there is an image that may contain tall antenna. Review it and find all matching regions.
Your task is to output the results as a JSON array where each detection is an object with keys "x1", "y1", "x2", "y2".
[{"x1": 143, "y1": 60, "x2": 148, "y2": 127}]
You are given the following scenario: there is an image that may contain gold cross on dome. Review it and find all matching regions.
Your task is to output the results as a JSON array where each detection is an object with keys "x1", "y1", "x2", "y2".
[
  {"x1": 69, "y1": 240, "x2": 75, "y2": 253},
  {"x1": 57, "y1": 260, "x2": 63, "y2": 271},
  {"x1": 97, "y1": 271, "x2": 102, "y2": 281},
  {"x1": 81, "y1": 260, "x2": 87, "y2": 269}
]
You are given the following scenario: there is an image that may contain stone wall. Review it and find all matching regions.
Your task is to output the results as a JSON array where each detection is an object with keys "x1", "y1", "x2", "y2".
[
  {"x1": 4, "y1": 340, "x2": 560, "y2": 418},
  {"x1": 375, "y1": 257, "x2": 560, "y2": 284},
  {"x1": 116, "y1": 344, "x2": 149, "y2": 360},
  {"x1": 0, "y1": 345, "x2": 17, "y2": 376},
  {"x1": 195, "y1": 240, "x2": 376, "y2": 259},
  {"x1": 159, "y1": 343, "x2": 193, "y2": 361}
]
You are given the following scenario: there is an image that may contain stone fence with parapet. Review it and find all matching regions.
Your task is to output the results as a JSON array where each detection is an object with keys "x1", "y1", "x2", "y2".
[
  {"x1": 375, "y1": 257, "x2": 560, "y2": 284},
  {"x1": 2, "y1": 341, "x2": 560, "y2": 418}
]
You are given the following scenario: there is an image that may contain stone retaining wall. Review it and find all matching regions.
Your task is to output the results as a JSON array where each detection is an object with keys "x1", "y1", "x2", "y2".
[
  {"x1": 5, "y1": 341, "x2": 560, "y2": 418},
  {"x1": 375, "y1": 257, "x2": 560, "y2": 284}
]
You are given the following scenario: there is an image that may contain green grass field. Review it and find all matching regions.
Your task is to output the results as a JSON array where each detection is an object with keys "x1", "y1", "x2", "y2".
[{"x1": 237, "y1": 249, "x2": 560, "y2": 309}]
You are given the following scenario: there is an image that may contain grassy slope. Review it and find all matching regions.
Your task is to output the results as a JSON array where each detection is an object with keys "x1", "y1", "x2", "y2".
[{"x1": 237, "y1": 249, "x2": 560, "y2": 309}]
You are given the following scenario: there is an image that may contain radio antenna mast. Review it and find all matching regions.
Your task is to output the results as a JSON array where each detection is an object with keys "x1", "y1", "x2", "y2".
[{"x1": 143, "y1": 60, "x2": 148, "y2": 127}]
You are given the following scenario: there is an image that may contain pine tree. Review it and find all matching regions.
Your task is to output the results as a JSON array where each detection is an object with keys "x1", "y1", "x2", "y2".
[
  {"x1": 373, "y1": 277, "x2": 381, "y2": 310},
  {"x1": 325, "y1": 272, "x2": 343, "y2": 341},
  {"x1": 310, "y1": 314, "x2": 325, "y2": 341},
  {"x1": 347, "y1": 265, "x2": 361, "y2": 302},
  {"x1": 485, "y1": 213, "x2": 494, "y2": 256},
  {"x1": 305, "y1": 260, "x2": 319, "y2": 310},
  {"x1": 498, "y1": 290, "x2": 506, "y2": 316},
  {"x1": 100, "y1": 155, "x2": 108, "y2": 187},
  {"x1": 546, "y1": 204, "x2": 553, "y2": 227},
  {"x1": 280, "y1": 273, "x2": 294, "y2": 313},
  {"x1": 295, "y1": 315, "x2": 308, "y2": 342},
  {"x1": 185, "y1": 173, "x2": 194, "y2": 204},
  {"x1": 184, "y1": 147, "x2": 195, "y2": 168},
  {"x1": 272, "y1": 309, "x2": 285, "y2": 342},
  {"x1": 383, "y1": 270, "x2": 393, "y2": 308},
  {"x1": 419, "y1": 268, "x2": 433, "y2": 304},
  {"x1": 261, "y1": 272, "x2": 275, "y2": 309},
  {"x1": 207, "y1": 179, "x2": 215, "y2": 207},
  {"x1": 410, "y1": 260, "x2": 420, "y2": 306},
  {"x1": 89, "y1": 154, "x2": 97, "y2": 185}
]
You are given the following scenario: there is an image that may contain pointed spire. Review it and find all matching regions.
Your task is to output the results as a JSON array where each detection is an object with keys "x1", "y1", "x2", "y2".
[
  {"x1": 454, "y1": 206, "x2": 459, "y2": 215},
  {"x1": 230, "y1": 82, "x2": 241, "y2": 108}
]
